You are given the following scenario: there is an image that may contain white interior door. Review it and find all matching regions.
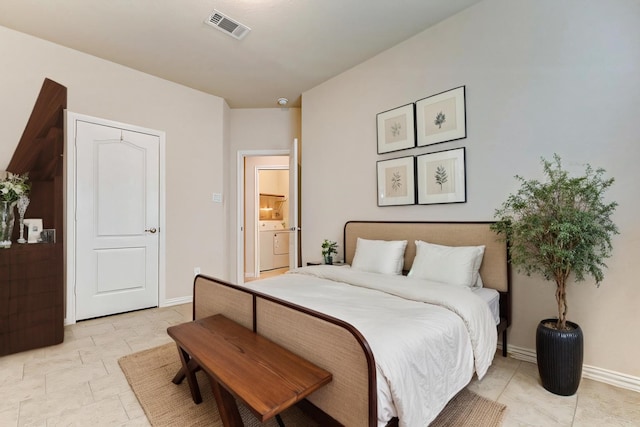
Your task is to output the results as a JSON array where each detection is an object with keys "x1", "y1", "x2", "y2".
[
  {"x1": 75, "y1": 120, "x2": 159, "y2": 320},
  {"x1": 289, "y1": 138, "x2": 300, "y2": 269}
]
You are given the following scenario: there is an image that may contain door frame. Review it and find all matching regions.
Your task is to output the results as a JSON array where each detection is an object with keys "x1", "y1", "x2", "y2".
[
  {"x1": 64, "y1": 111, "x2": 166, "y2": 324},
  {"x1": 236, "y1": 149, "x2": 289, "y2": 286}
]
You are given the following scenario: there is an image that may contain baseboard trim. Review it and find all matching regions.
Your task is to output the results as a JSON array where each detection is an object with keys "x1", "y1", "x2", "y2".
[
  {"x1": 505, "y1": 343, "x2": 537, "y2": 364},
  {"x1": 160, "y1": 295, "x2": 193, "y2": 307},
  {"x1": 64, "y1": 296, "x2": 192, "y2": 325},
  {"x1": 506, "y1": 344, "x2": 640, "y2": 393},
  {"x1": 583, "y1": 365, "x2": 640, "y2": 393}
]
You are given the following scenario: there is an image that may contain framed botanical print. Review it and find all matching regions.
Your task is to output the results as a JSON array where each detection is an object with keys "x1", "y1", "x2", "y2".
[
  {"x1": 415, "y1": 86, "x2": 466, "y2": 147},
  {"x1": 376, "y1": 103, "x2": 416, "y2": 154},
  {"x1": 376, "y1": 156, "x2": 416, "y2": 206},
  {"x1": 416, "y1": 147, "x2": 466, "y2": 205}
]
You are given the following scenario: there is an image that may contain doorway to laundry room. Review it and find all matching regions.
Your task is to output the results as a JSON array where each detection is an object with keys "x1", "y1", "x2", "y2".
[
  {"x1": 256, "y1": 167, "x2": 289, "y2": 277},
  {"x1": 238, "y1": 141, "x2": 299, "y2": 284}
]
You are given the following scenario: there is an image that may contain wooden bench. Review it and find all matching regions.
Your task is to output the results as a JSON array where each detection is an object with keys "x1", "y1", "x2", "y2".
[{"x1": 167, "y1": 314, "x2": 333, "y2": 426}]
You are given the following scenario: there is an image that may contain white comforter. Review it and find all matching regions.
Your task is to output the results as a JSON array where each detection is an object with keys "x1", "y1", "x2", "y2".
[{"x1": 242, "y1": 266, "x2": 497, "y2": 427}]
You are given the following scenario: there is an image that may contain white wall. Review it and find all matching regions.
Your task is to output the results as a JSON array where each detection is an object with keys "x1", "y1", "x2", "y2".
[
  {"x1": 0, "y1": 26, "x2": 227, "y2": 305},
  {"x1": 301, "y1": 0, "x2": 640, "y2": 379}
]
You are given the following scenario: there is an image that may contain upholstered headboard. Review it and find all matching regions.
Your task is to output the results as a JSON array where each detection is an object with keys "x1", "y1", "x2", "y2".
[{"x1": 343, "y1": 221, "x2": 509, "y2": 293}]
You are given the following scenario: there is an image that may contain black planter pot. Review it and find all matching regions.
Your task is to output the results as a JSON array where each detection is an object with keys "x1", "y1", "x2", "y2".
[{"x1": 536, "y1": 319, "x2": 584, "y2": 396}]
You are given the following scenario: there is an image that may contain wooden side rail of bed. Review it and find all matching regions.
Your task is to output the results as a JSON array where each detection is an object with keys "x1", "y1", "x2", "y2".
[{"x1": 193, "y1": 275, "x2": 377, "y2": 427}]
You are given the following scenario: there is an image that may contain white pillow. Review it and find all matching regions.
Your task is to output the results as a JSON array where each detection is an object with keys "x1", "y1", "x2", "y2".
[
  {"x1": 408, "y1": 240, "x2": 485, "y2": 288},
  {"x1": 470, "y1": 248, "x2": 485, "y2": 288},
  {"x1": 351, "y1": 238, "x2": 408, "y2": 275}
]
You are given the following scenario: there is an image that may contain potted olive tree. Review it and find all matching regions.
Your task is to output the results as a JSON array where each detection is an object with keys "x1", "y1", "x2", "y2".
[{"x1": 491, "y1": 154, "x2": 618, "y2": 396}]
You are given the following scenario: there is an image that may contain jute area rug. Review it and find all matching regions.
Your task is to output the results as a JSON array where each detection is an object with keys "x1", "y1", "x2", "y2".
[{"x1": 119, "y1": 343, "x2": 506, "y2": 427}]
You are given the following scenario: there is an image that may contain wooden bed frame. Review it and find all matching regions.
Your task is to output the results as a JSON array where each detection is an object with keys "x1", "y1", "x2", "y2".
[{"x1": 193, "y1": 221, "x2": 511, "y2": 427}]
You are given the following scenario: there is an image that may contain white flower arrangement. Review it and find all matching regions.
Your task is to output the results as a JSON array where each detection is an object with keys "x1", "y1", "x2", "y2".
[{"x1": 0, "y1": 172, "x2": 30, "y2": 204}]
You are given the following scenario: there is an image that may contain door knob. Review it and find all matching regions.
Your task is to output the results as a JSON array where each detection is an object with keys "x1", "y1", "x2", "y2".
[{"x1": 145, "y1": 228, "x2": 157, "y2": 234}]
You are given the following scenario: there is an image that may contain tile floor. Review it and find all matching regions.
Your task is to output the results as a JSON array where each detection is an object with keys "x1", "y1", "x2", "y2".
[
  {"x1": 0, "y1": 303, "x2": 638, "y2": 426},
  {"x1": 246, "y1": 267, "x2": 289, "y2": 282}
]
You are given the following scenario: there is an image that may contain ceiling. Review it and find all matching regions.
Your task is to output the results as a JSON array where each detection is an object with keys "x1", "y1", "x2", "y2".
[{"x1": 0, "y1": 0, "x2": 482, "y2": 108}]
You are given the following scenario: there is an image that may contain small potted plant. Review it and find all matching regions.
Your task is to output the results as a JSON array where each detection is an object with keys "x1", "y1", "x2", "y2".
[
  {"x1": 321, "y1": 239, "x2": 338, "y2": 265},
  {"x1": 491, "y1": 154, "x2": 618, "y2": 396}
]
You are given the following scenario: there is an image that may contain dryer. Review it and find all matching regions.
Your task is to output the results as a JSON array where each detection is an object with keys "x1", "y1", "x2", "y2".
[{"x1": 259, "y1": 221, "x2": 289, "y2": 271}]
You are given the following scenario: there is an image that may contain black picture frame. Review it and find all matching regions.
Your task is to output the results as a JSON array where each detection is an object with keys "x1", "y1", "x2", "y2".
[
  {"x1": 416, "y1": 147, "x2": 466, "y2": 205},
  {"x1": 415, "y1": 86, "x2": 466, "y2": 147},
  {"x1": 376, "y1": 156, "x2": 416, "y2": 206},
  {"x1": 376, "y1": 103, "x2": 416, "y2": 154}
]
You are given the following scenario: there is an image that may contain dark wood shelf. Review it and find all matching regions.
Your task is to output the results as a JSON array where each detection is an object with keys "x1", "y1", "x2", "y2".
[{"x1": 1, "y1": 78, "x2": 66, "y2": 356}]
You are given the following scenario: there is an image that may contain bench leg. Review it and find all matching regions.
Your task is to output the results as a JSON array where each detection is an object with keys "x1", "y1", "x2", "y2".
[
  {"x1": 175, "y1": 345, "x2": 202, "y2": 404},
  {"x1": 209, "y1": 376, "x2": 243, "y2": 427},
  {"x1": 172, "y1": 358, "x2": 200, "y2": 384}
]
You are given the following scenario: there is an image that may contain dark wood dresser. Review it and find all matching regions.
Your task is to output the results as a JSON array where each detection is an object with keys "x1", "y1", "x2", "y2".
[{"x1": 0, "y1": 243, "x2": 64, "y2": 355}]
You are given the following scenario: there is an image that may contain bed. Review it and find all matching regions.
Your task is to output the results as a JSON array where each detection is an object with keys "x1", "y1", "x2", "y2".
[{"x1": 193, "y1": 221, "x2": 511, "y2": 427}]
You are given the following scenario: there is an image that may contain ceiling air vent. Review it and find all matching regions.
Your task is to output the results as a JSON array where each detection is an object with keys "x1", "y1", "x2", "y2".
[{"x1": 205, "y1": 9, "x2": 251, "y2": 40}]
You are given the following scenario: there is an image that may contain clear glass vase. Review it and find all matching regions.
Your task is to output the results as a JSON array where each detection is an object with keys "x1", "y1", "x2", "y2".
[{"x1": 0, "y1": 201, "x2": 16, "y2": 248}]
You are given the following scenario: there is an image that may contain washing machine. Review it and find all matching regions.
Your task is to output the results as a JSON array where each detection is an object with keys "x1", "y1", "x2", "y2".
[{"x1": 259, "y1": 221, "x2": 289, "y2": 271}]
